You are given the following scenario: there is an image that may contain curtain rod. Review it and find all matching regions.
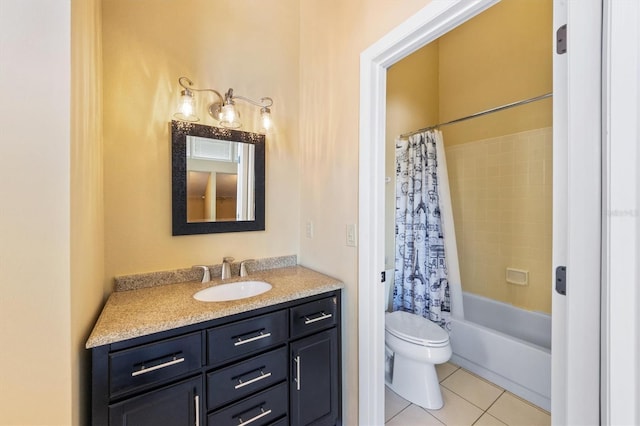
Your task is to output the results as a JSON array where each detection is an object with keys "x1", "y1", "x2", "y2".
[{"x1": 399, "y1": 92, "x2": 553, "y2": 139}]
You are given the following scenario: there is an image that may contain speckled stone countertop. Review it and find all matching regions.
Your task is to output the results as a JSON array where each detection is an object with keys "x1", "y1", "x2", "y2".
[{"x1": 86, "y1": 265, "x2": 343, "y2": 348}]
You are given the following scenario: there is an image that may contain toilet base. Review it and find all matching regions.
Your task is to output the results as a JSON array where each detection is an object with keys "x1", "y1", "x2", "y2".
[{"x1": 386, "y1": 352, "x2": 444, "y2": 410}]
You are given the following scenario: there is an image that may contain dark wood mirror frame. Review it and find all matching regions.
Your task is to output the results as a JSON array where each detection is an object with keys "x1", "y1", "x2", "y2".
[{"x1": 171, "y1": 120, "x2": 265, "y2": 235}]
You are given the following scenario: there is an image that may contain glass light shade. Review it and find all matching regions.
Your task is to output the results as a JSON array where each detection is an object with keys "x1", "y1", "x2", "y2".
[
  {"x1": 174, "y1": 90, "x2": 199, "y2": 122},
  {"x1": 219, "y1": 103, "x2": 241, "y2": 128},
  {"x1": 260, "y1": 107, "x2": 272, "y2": 133}
]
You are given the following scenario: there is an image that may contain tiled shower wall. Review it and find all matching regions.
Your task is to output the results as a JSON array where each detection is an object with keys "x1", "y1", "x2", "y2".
[{"x1": 445, "y1": 127, "x2": 552, "y2": 313}]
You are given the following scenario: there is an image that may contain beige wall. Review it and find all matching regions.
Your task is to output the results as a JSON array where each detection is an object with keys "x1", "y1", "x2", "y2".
[
  {"x1": 102, "y1": 0, "x2": 301, "y2": 288},
  {"x1": 1, "y1": 1, "x2": 104, "y2": 424},
  {"x1": 298, "y1": 1, "x2": 433, "y2": 423},
  {"x1": 71, "y1": 1, "x2": 105, "y2": 425},
  {"x1": 0, "y1": 1, "x2": 73, "y2": 424}
]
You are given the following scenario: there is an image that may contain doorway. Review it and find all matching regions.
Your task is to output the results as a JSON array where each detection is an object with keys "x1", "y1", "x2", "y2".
[
  {"x1": 385, "y1": 0, "x2": 553, "y2": 415},
  {"x1": 358, "y1": 1, "x2": 602, "y2": 425}
]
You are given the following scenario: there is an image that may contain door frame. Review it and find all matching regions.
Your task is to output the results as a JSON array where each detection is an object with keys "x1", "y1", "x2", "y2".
[
  {"x1": 600, "y1": 1, "x2": 640, "y2": 424},
  {"x1": 357, "y1": 1, "x2": 500, "y2": 424},
  {"x1": 551, "y1": 1, "x2": 602, "y2": 424},
  {"x1": 358, "y1": 0, "x2": 603, "y2": 424}
]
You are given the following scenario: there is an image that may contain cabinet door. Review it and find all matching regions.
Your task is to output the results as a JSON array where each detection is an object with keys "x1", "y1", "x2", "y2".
[
  {"x1": 109, "y1": 376, "x2": 202, "y2": 426},
  {"x1": 290, "y1": 328, "x2": 339, "y2": 426}
]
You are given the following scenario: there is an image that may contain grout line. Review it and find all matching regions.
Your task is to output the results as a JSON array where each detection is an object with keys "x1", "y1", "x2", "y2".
[
  {"x1": 385, "y1": 371, "x2": 547, "y2": 426},
  {"x1": 440, "y1": 383, "x2": 501, "y2": 413},
  {"x1": 437, "y1": 363, "x2": 461, "y2": 383},
  {"x1": 503, "y1": 390, "x2": 550, "y2": 415},
  {"x1": 481, "y1": 390, "x2": 510, "y2": 425},
  {"x1": 485, "y1": 390, "x2": 506, "y2": 413},
  {"x1": 440, "y1": 368, "x2": 506, "y2": 412},
  {"x1": 385, "y1": 402, "x2": 412, "y2": 424}
]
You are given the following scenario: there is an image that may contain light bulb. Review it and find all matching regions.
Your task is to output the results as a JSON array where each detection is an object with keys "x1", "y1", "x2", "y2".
[
  {"x1": 260, "y1": 107, "x2": 272, "y2": 133},
  {"x1": 220, "y1": 103, "x2": 241, "y2": 128},
  {"x1": 174, "y1": 90, "x2": 199, "y2": 122}
]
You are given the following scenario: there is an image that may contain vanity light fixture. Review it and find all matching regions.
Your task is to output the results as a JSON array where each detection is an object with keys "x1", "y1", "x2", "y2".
[{"x1": 173, "y1": 76, "x2": 274, "y2": 132}]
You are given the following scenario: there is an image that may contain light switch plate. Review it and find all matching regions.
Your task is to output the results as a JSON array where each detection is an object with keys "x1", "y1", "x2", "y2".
[{"x1": 346, "y1": 224, "x2": 357, "y2": 247}]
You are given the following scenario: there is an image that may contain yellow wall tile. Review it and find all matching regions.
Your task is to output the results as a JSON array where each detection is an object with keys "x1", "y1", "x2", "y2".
[{"x1": 446, "y1": 127, "x2": 552, "y2": 313}]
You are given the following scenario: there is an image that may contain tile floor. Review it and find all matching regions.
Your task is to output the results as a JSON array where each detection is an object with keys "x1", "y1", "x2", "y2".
[{"x1": 385, "y1": 362, "x2": 551, "y2": 426}]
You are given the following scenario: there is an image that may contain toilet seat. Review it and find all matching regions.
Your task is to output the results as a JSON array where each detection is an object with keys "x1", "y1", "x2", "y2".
[{"x1": 385, "y1": 310, "x2": 449, "y2": 347}]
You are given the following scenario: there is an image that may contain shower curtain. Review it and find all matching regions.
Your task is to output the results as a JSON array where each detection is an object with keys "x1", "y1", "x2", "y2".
[{"x1": 393, "y1": 129, "x2": 453, "y2": 329}]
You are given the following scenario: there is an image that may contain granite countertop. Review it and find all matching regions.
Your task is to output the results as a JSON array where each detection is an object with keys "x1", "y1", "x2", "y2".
[{"x1": 86, "y1": 265, "x2": 343, "y2": 348}]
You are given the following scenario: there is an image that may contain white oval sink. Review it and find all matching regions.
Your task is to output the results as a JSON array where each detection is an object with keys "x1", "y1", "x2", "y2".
[{"x1": 194, "y1": 280, "x2": 272, "y2": 302}]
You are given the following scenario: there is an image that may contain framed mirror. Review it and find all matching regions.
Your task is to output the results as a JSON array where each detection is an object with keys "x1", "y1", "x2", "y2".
[{"x1": 171, "y1": 120, "x2": 265, "y2": 235}]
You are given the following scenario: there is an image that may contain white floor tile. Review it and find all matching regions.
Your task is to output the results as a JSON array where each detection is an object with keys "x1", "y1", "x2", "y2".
[
  {"x1": 441, "y1": 369, "x2": 504, "y2": 410},
  {"x1": 487, "y1": 392, "x2": 551, "y2": 426},
  {"x1": 385, "y1": 386, "x2": 411, "y2": 422},
  {"x1": 436, "y1": 362, "x2": 459, "y2": 382},
  {"x1": 426, "y1": 387, "x2": 484, "y2": 426},
  {"x1": 386, "y1": 404, "x2": 444, "y2": 426}
]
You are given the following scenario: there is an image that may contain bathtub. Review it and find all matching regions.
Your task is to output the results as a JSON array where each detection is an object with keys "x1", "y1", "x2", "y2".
[{"x1": 449, "y1": 292, "x2": 551, "y2": 411}]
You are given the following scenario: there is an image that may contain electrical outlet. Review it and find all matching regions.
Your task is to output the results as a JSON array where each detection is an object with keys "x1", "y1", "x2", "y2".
[
  {"x1": 346, "y1": 224, "x2": 357, "y2": 247},
  {"x1": 306, "y1": 221, "x2": 314, "y2": 238}
]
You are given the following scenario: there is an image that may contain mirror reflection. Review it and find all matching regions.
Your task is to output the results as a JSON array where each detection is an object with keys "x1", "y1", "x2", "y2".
[
  {"x1": 172, "y1": 121, "x2": 265, "y2": 235},
  {"x1": 185, "y1": 136, "x2": 256, "y2": 222}
]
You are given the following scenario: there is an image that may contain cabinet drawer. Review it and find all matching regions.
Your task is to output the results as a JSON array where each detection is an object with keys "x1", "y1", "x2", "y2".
[
  {"x1": 269, "y1": 417, "x2": 288, "y2": 426},
  {"x1": 290, "y1": 296, "x2": 338, "y2": 338},
  {"x1": 109, "y1": 332, "x2": 202, "y2": 397},
  {"x1": 207, "y1": 382, "x2": 287, "y2": 426},
  {"x1": 207, "y1": 346, "x2": 287, "y2": 410},
  {"x1": 207, "y1": 310, "x2": 287, "y2": 365}
]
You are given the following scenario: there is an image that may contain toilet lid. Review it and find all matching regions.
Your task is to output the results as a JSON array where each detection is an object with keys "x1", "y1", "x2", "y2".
[{"x1": 385, "y1": 310, "x2": 449, "y2": 346}]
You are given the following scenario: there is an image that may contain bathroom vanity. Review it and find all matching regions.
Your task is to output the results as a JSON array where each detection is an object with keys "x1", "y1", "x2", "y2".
[{"x1": 87, "y1": 265, "x2": 343, "y2": 426}]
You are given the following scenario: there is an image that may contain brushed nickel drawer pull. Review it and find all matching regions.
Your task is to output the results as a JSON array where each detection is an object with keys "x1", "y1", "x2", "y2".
[
  {"x1": 234, "y1": 330, "x2": 271, "y2": 346},
  {"x1": 304, "y1": 312, "x2": 333, "y2": 325},
  {"x1": 234, "y1": 370, "x2": 272, "y2": 389},
  {"x1": 237, "y1": 407, "x2": 272, "y2": 426},
  {"x1": 294, "y1": 355, "x2": 301, "y2": 391},
  {"x1": 131, "y1": 356, "x2": 185, "y2": 377},
  {"x1": 194, "y1": 394, "x2": 200, "y2": 426}
]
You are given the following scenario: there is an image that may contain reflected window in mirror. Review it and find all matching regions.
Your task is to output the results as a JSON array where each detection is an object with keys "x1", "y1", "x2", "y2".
[{"x1": 172, "y1": 121, "x2": 265, "y2": 235}]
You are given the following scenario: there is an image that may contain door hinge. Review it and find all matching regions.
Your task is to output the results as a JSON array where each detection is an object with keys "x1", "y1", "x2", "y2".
[
  {"x1": 381, "y1": 271, "x2": 386, "y2": 283},
  {"x1": 556, "y1": 24, "x2": 567, "y2": 54},
  {"x1": 556, "y1": 266, "x2": 567, "y2": 295}
]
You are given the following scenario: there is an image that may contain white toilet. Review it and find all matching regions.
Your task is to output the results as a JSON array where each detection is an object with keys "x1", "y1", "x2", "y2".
[{"x1": 385, "y1": 280, "x2": 452, "y2": 410}]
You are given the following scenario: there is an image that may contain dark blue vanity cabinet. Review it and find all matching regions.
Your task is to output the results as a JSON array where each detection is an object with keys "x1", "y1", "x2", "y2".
[{"x1": 91, "y1": 290, "x2": 341, "y2": 426}]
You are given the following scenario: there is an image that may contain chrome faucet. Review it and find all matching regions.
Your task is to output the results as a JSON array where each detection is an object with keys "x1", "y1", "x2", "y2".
[
  {"x1": 193, "y1": 265, "x2": 210, "y2": 283},
  {"x1": 221, "y1": 257, "x2": 234, "y2": 279},
  {"x1": 239, "y1": 259, "x2": 255, "y2": 277}
]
